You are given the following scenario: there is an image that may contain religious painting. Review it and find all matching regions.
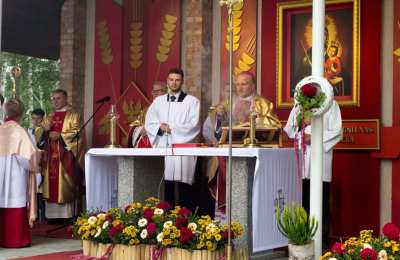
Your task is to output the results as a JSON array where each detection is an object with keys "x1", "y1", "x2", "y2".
[{"x1": 276, "y1": 0, "x2": 360, "y2": 108}]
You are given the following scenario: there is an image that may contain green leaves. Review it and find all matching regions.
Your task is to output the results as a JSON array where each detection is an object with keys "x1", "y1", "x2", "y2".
[{"x1": 275, "y1": 202, "x2": 318, "y2": 245}]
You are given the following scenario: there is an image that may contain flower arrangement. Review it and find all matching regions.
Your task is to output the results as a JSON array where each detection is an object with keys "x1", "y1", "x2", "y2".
[
  {"x1": 321, "y1": 222, "x2": 400, "y2": 260},
  {"x1": 294, "y1": 82, "x2": 326, "y2": 127},
  {"x1": 73, "y1": 197, "x2": 244, "y2": 252},
  {"x1": 275, "y1": 202, "x2": 318, "y2": 245}
]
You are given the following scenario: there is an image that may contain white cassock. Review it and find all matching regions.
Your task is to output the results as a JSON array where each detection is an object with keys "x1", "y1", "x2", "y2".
[
  {"x1": 145, "y1": 92, "x2": 200, "y2": 184},
  {"x1": 284, "y1": 101, "x2": 342, "y2": 182}
]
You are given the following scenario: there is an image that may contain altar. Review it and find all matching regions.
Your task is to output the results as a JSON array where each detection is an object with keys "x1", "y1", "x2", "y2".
[{"x1": 85, "y1": 147, "x2": 300, "y2": 255}]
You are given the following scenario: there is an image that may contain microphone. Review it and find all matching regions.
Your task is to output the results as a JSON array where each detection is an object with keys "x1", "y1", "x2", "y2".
[{"x1": 95, "y1": 96, "x2": 111, "y2": 104}]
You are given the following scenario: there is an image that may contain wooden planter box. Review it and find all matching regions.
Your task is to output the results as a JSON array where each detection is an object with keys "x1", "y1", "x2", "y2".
[{"x1": 82, "y1": 240, "x2": 227, "y2": 260}]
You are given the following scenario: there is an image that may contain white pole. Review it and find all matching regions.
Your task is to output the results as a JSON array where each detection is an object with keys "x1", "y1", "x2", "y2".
[{"x1": 310, "y1": 0, "x2": 325, "y2": 258}]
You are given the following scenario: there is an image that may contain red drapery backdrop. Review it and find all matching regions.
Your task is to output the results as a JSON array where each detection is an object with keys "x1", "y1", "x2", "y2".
[{"x1": 92, "y1": 0, "x2": 181, "y2": 147}]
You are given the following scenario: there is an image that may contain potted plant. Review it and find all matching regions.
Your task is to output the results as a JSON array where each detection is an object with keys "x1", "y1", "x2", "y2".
[{"x1": 275, "y1": 202, "x2": 318, "y2": 260}]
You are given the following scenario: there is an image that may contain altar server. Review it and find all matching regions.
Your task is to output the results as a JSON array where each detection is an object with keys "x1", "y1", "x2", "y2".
[
  {"x1": 0, "y1": 99, "x2": 39, "y2": 248},
  {"x1": 284, "y1": 91, "x2": 342, "y2": 248},
  {"x1": 145, "y1": 68, "x2": 200, "y2": 209}
]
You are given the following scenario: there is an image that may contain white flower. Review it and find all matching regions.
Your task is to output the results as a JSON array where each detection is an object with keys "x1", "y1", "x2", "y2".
[
  {"x1": 97, "y1": 213, "x2": 106, "y2": 220},
  {"x1": 188, "y1": 222, "x2": 197, "y2": 231},
  {"x1": 363, "y1": 243, "x2": 372, "y2": 249},
  {"x1": 378, "y1": 250, "x2": 388, "y2": 260},
  {"x1": 102, "y1": 221, "x2": 109, "y2": 229},
  {"x1": 156, "y1": 232, "x2": 164, "y2": 242},
  {"x1": 138, "y1": 218, "x2": 148, "y2": 227},
  {"x1": 154, "y1": 208, "x2": 164, "y2": 215},
  {"x1": 163, "y1": 221, "x2": 173, "y2": 228},
  {"x1": 94, "y1": 227, "x2": 102, "y2": 238},
  {"x1": 88, "y1": 216, "x2": 97, "y2": 225},
  {"x1": 140, "y1": 229, "x2": 148, "y2": 239},
  {"x1": 206, "y1": 223, "x2": 217, "y2": 232},
  {"x1": 328, "y1": 258, "x2": 337, "y2": 260}
]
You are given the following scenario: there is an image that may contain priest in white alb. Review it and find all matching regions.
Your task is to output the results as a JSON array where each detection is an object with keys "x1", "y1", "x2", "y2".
[
  {"x1": 145, "y1": 68, "x2": 200, "y2": 209},
  {"x1": 0, "y1": 99, "x2": 39, "y2": 248}
]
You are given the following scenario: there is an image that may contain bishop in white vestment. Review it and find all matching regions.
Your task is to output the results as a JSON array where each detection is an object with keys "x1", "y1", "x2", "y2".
[{"x1": 145, "y1": 68, "x2": 200, "y2": 208}]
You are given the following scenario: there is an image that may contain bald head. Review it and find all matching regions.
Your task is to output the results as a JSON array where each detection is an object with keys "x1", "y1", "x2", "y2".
[
  {"x1": 5, "y1": 98, "x2": 24, "y2": 121},
  {"x1": 152, "y1": 81, "x2": 167, "y2": 100},
  {"x1": 235, "y1": 72, "x2": 256, "y2": 98}
]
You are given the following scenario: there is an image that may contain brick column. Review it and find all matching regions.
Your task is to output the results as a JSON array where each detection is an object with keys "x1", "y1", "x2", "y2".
[
  {"x1": 182, "y1": 0, "x2": 213, "y2": 122},
  {"x1": 60, "y1": 0, "x2": 86, "y2": 115}
]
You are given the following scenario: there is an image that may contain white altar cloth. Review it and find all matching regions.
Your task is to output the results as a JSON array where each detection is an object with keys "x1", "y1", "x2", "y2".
[{"x1": 85, "y1": 147, "x2": 300, "y2": 252}]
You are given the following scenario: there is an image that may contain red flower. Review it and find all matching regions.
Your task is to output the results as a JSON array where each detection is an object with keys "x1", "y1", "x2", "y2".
[
  {"x1": 147, "y1": 222, "x2": 156, "y2": 237},
  {"x1": 301, "y1": 83, "x2": 318, "y2": 97},
  {"x1": 176, "y1": 217, "x2": 188, "y2": 228},
  {"x1": 359, "y1": 248, "x2": 377, "y2": 260},
  {"x1": 105, "y1": 213, "x2": 113, "y2": 221},
  {"x1": 383, "y1": 223, "x2": 400, "y2": 241},
  {"x1": 331, "y1": 242, "x2": 346, "y2": 255},
  {"x1": 179, "y1": 227, "x2": 193, "y2": 244},
  {"x1": 155, "y1": 201, "x2": 171, "y2": 210},
  {"x1": 179, "y1": 207, "x2": 192, "y2": 216},
  {"x1": 124, "y1": 205, "x2": 132, "y2": 213},
  {"x1": 108, "y1": 224, "x2": 123, "y2": 238},
  {"x1": 222, "y1": 229, "x2": 235, "y2": 240},
  {"x1": 143, "y1": 208, "x2": 154, "y2": 220}
]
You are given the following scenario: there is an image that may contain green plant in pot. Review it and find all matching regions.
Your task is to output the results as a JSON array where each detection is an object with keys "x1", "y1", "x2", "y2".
[{"x1": 275, "y1": 202, "x2": 318, "y2": 260}]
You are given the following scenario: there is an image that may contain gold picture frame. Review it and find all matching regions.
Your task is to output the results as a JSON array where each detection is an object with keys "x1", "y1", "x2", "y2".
[{"x1": 276, "y1": 0, "x2": 360, "y2": 108}]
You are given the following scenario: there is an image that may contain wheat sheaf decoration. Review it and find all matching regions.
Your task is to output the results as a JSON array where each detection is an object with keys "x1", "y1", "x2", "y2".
[
  {"x1": 234, "y1": 34, "x2": 256, "y2": 76},
  {"x1": 130, "y1": 0, "x2": 144, "y2": 81},
  {"x1": 225, "y1": 1, "x2": 243, "y2": 52},
  {"x1": 155, "y1": 14, "x2": 178, "y2": 80},
  {"x1": 97, "y1": 20, "x2": 117, "y2": 101}
]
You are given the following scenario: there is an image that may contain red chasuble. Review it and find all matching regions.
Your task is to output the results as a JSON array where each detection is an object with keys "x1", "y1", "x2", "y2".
[{"x1": 48, "y1": 111, "x2": 67, "y2": 202}]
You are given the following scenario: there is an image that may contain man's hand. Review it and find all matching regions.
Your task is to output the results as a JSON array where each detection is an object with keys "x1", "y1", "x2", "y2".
[
  {"x1": 49, "y1": 131, "x2": 61, "y2": 141},
  {"x1": 304, "y1": 134, "x2": 311, "y2": 145},
  {"x1": 160, "y1": 123, "x2": 171, "y2": 134}
]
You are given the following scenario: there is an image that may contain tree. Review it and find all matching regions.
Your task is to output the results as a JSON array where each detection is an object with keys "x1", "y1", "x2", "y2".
[{"x1": 0, "y1": 52, "x2": 59, "y2": 127}]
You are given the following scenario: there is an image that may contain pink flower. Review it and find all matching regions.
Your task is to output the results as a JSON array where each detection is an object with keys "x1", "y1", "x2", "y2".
[
  {"x1": 179, "y1": 227, "x2": 193, "y2": 244},
  {"x1": 382, "y1": 223, "x2": 400, "y2": 241},
  {"x1": 179, "y1": 207, "x2": 192, "y2": 217},
  {"x1": 143, "y1": 208, "x2": 154, "y2": 220},
  {"x1": 301, "y1": 83, "x2": 318, "y2": 97},
  {"x1": 155, "y1": 201, "x2": 171, "y2": 210},
  {"x1": 360, "y1": 248, "x2": 377, "y2": 260},
  {"x1": 147, "y1": 222, "x2": 156, "y2": 237},
  {"x1": 331, "y1": 242, "x2": 346, "y2": 255}
]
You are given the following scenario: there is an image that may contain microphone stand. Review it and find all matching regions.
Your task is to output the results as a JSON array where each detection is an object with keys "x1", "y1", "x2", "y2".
[{"x1": 46, "y1": 100, "x2": 108, "y2": 234}]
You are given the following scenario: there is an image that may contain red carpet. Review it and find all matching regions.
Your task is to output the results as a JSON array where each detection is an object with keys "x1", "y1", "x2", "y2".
[
  {"x1": 30, "y1": 222, "x2": 73, "y2": 239},
  {"x1": 8, "y1": 250, "x2": 82, "y2": 260}
]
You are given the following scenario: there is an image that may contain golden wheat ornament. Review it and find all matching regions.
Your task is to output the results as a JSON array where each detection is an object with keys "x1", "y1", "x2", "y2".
[
  {"x1": 155, "y1": 14, "x2": 178, "y2": 80},
  {"x1": 225, "y1": 2, "x2": 243, "y2": 52}
]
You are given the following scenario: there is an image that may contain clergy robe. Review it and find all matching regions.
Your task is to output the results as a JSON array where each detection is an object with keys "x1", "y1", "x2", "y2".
[
  {"x1": 203, "y1": 94, "x2": 281, "y2": 211},
  {"x1": 41, "y1": 106, "x2": 85, "y2": 218},
  {"x1": 0, "y1": 120, "x2": 39, "y2": 247},
  {"x1": 283, "y1": 100, "x2": 342, "y2": 182},
  {"x1": 145, "y1": 92, "x2": 200, "y2": 184}
]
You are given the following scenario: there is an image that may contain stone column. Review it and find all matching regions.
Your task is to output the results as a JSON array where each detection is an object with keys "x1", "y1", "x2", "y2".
[
  {"x1": 60, "y1": 0, "x2": 86, "y2": 115},
  {"x1": 182, "y1": 0, "x2": 213, "y2": 122}
]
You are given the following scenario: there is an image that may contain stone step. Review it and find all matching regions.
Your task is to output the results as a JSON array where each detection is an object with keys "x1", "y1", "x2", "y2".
[{"x1": 250, "y1": 250, "x2": 288, "y2": 260}]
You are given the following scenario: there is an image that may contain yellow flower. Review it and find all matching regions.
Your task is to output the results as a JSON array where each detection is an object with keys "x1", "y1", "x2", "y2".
[
  {"x1": 88, "y1": 216, "x2": 97, "y2": 225},
  {"x1": 112, "y1": 219, "x2": 121, "y2": 227},
  {"x1": 392, "y1": 243, "x2": 399, "y2": 252},
  {"x1": 215, "y1": 234, "x2": 222, "y2": 241}
]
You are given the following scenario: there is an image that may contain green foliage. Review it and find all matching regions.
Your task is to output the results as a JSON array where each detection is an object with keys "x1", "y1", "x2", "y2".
[
  {"x1": 275, "y1": 202, "x2": 318, "y2": 245},
  {"x1": 295, "y1": 91, "x2": 326, "y2": 128},
  {"x1": 0, "y1": 52, "x2": 59, "y2": 128}
]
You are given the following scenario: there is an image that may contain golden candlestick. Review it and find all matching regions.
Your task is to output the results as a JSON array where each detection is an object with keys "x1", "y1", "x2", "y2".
[
  {"x1": 244, "y1": 110, "x2": 259, "y2": 147},
  {"x1": 106, "y1": 104, "x2": 120, "y2": 148}
]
